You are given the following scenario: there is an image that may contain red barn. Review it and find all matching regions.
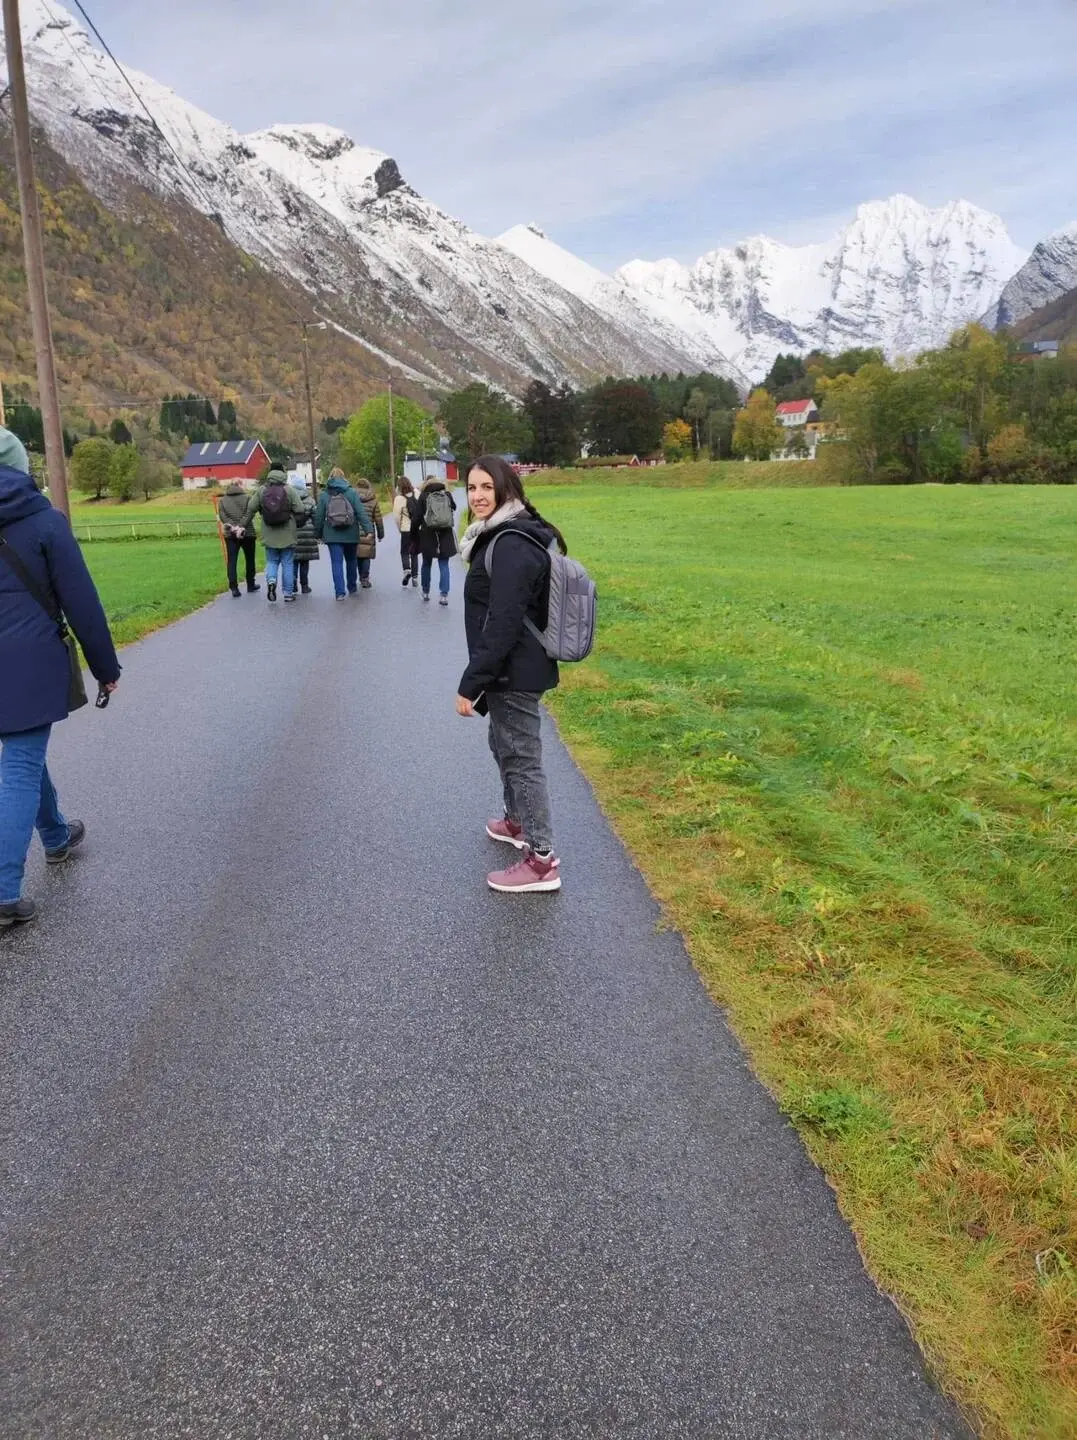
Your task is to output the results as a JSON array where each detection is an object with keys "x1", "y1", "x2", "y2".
[{"x1": 181, "y1": 439, "x2": 270, "y2": 490}]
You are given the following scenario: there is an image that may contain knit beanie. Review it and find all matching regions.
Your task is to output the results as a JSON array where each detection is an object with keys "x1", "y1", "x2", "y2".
[{"x1": 0, "y1": 427, "x2": 30, "y2": 475}]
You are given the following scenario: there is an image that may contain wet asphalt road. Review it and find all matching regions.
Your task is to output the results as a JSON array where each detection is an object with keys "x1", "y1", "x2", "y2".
[{"x1": 0, "y1": 543, "x2": 971, "y2": 1438}]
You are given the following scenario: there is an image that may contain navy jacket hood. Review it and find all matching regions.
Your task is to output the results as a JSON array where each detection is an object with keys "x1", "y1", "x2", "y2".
[{"x1": 0, "y1": 465, "x2": 49, "y2": 529}]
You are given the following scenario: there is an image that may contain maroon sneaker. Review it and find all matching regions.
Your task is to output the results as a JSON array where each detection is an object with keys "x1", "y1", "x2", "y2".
[
  {"x1": 486, "y1": 816, "x2": 526, "y2": 849},
  {"x1": 487, "y1": 848, "x2": 561, "y2": 893}
]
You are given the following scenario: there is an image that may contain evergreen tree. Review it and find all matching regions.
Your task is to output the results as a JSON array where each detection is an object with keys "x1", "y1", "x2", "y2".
[
  {"x1": 521, "y1": 381, "x2": 580, "y2": 466},
  {"x1": 438, "y1": 384, "x2": 532, "y2": 467},
  {"x1": 109, "y1": 418, "x2": 133, "y2": 446},
  {"x1": 585, "y1": 379, "x2": 663, "y2": 457}
]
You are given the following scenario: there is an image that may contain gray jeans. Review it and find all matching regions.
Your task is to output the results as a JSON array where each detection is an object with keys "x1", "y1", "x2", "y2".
[{"x1": 487, "y1": 691, "x2": 554, "y2": 854}]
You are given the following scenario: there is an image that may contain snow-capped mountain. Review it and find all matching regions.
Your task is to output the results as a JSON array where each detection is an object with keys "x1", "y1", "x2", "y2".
[
  {"x1": 0, "y1": 0, "x2": 743, "y2": 393},
  {"x1": 982, "y1": 222, "x2": 1077, "y2": 331},
  {"x1": 617, "y1": 197, "x2": 1027, "y2": 381}
]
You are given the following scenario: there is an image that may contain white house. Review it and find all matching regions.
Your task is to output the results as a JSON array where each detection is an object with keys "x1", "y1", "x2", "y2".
[{"x1": 775, "y1": 399, "x2": 820, "y2": 428}]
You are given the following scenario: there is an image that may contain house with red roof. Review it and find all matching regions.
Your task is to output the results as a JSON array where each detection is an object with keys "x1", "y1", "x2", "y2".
[
  {"x1": 775, "y1": 399, "x2": 820, "y2": 428},
  {"x1": 180, "y1": 439, "x2": 271, "y2": 490}
]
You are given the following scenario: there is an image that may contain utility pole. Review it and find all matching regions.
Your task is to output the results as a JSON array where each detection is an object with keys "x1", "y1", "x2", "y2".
[
  {"x1": 300, "y1": 320, "x2": 322, "y2": 499},
  {"x1": 3, "y1": 0, "x2": 69, "y2": 516},
  {"x1": 387, "y1": 375, "x2": 396, "y2": 487},
  {"x1": 419, "y1": 418, "x2": 428, "y2": 483}
]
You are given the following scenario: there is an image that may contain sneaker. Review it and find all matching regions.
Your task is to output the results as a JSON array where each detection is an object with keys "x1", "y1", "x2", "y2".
[
  {"x1": 247, "y1": 582, "x2": 261, "y2": 594},
  {"x1": 401, "y1": 573, "x2": 411, "y2": 587},
  {"x1": 230, "y1": 586, "x2": 241, "y2": 598},
  {"x1": 411, "y1": 577, "x2": 418, "y2": 588},
  {"x1": 487, "y1": 848, "x2": 561, "y2": 894},
  {"x1": 438, "y1": 596, "x2": 448, "y2": 607},
  {"x1": 422, "y1": 591, "x2": 430, "y2": 602},
  {"x1": 300, "y1": 584, "x2": 312, "y2": 595},
  {"x1": 0, "y1": 898, "x2": 37, "y2": 929},
  {"x1": 267, "y1": 582, "x2": 277, "y2": 603},
  {"x1": 283, "y1": 592, "x2": 297, "y2": 603},
  {"x1": 361, "y1": 579, "x2": 373, "y2": 589},
  {"x1": 486, "y1": 817, "x2": 526, "y2": 849},
  {"x1": 45, "y1": 820, "x2": 86, "y2": 865},
  {"x1": 336, "y1": 594, "x2": 347, "y2": 602}
]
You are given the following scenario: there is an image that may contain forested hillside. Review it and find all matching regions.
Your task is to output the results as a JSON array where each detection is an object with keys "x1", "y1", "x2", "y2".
[{"x1": 0, "y1": 122, "x2": 417, "y2": 442}]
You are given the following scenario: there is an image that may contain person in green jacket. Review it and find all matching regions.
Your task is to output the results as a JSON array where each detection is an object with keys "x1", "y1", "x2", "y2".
[
  {"x1": 313, "y1": 468, "x2": 373, "y2": 600},
  {"x1": 243, "y1": 468, "x2": 307, "y2": 603},
  {"x1": 216, "y1": 482, "x2": 260, "y2": 597}
]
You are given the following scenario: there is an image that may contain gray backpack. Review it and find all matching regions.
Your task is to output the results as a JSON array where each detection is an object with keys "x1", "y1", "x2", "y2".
[
  {"x1": 484, "y1": 529, "x2": 597, "y2": 663},
  {"x1": 326, "y1": 491, "x2": 354, "y2": 529},
  {"x1": 424, "y1": 489, "x2": 454, "y2": 530}
]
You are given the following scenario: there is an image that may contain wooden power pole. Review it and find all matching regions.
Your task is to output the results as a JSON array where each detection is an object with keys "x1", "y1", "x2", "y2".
[
  {"x1": 3, "y1": 0, "x2": 69, "y2": 516},
  {"x1": 387, "y1": 375, "x2": 396, "y2": 485},
  {"x1": 300, "y1": 321, "x2": 320, "y2": 499}
]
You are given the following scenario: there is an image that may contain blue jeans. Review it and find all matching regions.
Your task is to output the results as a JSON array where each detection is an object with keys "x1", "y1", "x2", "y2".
[
  {"x1": 264, "y1": 546, "x2": 295, "y2": 595},
  {"x1": 0, "y1": 726, "x2": 68, "y2": 904},
  {"x1": 421, "y1": 557, "x2": 450, "y2": 597},
  {"x1": 328, "y1": 542, "x2": 358, "y2": 597}
]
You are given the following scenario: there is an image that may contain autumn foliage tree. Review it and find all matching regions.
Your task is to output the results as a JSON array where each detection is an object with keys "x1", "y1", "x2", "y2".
[
  {"x1": 70, "y1": 436, "x2": 114, "y2": 500},
  {"x1": 662, "y1": 418, "x2": 693, "y2": 462},
  {"x1": 733, "y1": 388, "x2": 782, "y2": 460}
]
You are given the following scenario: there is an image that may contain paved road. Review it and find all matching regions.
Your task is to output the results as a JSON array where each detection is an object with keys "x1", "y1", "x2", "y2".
[{"x1": 0, "y1": 541, "x2": 971, "y2": 1439}]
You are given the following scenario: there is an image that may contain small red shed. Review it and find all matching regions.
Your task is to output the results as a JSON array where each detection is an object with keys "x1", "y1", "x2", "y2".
[{"x1": 181, "y1": 439, "x2": 270, "y2": 490}]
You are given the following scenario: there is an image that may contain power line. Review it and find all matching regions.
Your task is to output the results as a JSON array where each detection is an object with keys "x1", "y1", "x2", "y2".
[{"x1": 67, "y1": 0, "x2": 225, "y2": 228}]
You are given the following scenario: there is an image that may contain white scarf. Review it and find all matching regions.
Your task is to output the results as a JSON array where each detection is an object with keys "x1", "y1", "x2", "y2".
[{"x1": 458, "y1": 498, "x2": 527, "y2": 564}]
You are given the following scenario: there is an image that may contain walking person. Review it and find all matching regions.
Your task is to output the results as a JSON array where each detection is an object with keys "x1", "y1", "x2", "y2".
[
  {"x1": 243, "y1": 467, "x2": 306, "y2": 603},
  {"x1": 416, "y1": 475, "x2": 457, "y2": 606},
  {"x1": 292, "y1": 478, "x2": 320, "y2": 595},
  {"x1": 217, "y1": 481, "x2": 260, "y2": 597},
  {"x1": 353, "y1": 475, "x2": 384, "y2": 589},
  {"x1": 0, "y1": 429, "x2": 121, "y2": 929},
  {"x1": 455, "y1": 455, "x2": 564, "y2": 893},
  {"x1": 392, "y1": 476, "x2": 419, "y2": 588},
  {"x1": 313, "y1": 467, "x2": 372, "y2": 600}
]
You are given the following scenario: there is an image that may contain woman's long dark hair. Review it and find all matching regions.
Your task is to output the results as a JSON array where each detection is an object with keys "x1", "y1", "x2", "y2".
[{"x1": 468, "y1": 455, "x2": 567, "y2": 554}]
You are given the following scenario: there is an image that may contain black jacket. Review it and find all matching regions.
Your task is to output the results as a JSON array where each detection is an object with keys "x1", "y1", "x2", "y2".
[
  {"x1": 416, "y1": 483, "x2": 457, "y2": 561},
  {"x1": 459, "y1": 514, "x2": 559, "y2": 700}
]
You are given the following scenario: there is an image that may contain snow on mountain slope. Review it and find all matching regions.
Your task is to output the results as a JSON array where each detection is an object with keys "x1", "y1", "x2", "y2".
[
  {"x1": 498, "y1": 224, "x2": 749, "y2": 388},
  {"x1": 0, "y1": 0, "x2": 742, "y2": 392},
  {"x1": 982, "y1": 221, "x2": 1077, "y2": 330},
  {"x1": 619, "y1": 197, "x2": 1028, "y2": 381}
]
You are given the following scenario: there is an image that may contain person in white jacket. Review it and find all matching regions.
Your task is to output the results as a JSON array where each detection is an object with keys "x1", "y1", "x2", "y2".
[{"x1": 392, "y1": 477, "x2": 419, "y2": 589}]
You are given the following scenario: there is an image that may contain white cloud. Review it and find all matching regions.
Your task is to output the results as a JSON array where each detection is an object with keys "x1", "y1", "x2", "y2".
[{"x1": 86, "y1": 0, "x2": 1077, "y2": 264}]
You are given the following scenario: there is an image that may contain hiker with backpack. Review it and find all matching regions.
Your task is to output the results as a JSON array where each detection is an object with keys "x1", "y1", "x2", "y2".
[
  {"x1": 313, "y1": 468, "x2": 373, "y2": 600},
  {"x1": 393, "y1": 476, "x2": 419, "y2": 588},
  {"x1": 416, "y1": 476, "x2": 457, "y2": 606},
  {"x1": 292, "y1": 477, "x2": 320, "y2": 596},
  {"x1": 456, "y1": 455, "x2": 596, "y2": 895},
  {"x1": 353, "y1": 476, "x2": 385, "y2": 589},
  {"x1": 243, "y1": 467, "x2": 307, "y2": 603},
  {"x1": 0, "y1": 429, "x2": 121, "y2": 930}
]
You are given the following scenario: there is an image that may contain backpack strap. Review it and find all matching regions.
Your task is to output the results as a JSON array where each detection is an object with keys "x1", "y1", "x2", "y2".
[
  {"x1": 483, "y1": 528, "x2": 551, "y2": 647},
  {"x1": 0, "y1": 532, "x2": 64, "y2": 629}
]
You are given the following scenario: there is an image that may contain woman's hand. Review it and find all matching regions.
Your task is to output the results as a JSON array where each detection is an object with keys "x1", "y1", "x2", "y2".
[{"x1": 456, "y1": 695, "x2": 475, "y2": 717}]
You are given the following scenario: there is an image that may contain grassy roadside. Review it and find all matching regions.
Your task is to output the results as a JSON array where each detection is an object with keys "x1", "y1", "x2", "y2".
[
  {"x1": 537, "y1": 481, "x2": 1076, "y2": 1437},
  {"x1": 82, "y1": 538, "x2": 223, "y2": 646}
]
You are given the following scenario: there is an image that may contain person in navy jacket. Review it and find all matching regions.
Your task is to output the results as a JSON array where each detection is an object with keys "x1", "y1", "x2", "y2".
[{"x1": 0, "y1": 430, "x2": 121, "y2": 928}]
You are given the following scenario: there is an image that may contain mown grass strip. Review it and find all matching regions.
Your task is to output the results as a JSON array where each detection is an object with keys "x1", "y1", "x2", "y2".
[{"x1": 540, "y1": 481, "x2": 1076, "y2": 1438}]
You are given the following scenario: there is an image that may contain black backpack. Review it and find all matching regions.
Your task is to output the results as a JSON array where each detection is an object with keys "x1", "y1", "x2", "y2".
[{"x1": 261, "y1": 482, "x2": 291, "y2": 527}]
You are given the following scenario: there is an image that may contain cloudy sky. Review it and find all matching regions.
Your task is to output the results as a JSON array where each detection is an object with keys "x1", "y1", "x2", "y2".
[{"x1": 86, "y1": 0, "x2": 1077, "y2": 269}]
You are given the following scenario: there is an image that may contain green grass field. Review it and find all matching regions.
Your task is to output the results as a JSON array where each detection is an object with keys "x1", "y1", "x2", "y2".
[
  {"x1": 530, "y1": 457, "x2": 829, "y2": 489},
  {"x1": 80, "y1": 479, "x2": 1076, "y2": 1434},
  {"x1": 83, "y1": 537, "x2": 223, "y2": 645},
  {"x1": 533, "y1": 481, "x2": 1076, "y2": 1438}
]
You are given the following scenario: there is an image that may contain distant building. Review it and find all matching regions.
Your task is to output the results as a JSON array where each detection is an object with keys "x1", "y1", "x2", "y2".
[
  {"x1": 402, "y1": 448, "x2": 458, "y2": 486},
  {"x1": 775, "y1": 399, "x2": 820, "y2": 427},
  {"x1": 287, "y1": 451, "x2": 320, "y2": 489},
  {"x1": 180, "y1": 439, "x2": 270, "y2": 491},
  {"x1": 1016, "y1": 340, "x2": 1060, "y2": 360}
]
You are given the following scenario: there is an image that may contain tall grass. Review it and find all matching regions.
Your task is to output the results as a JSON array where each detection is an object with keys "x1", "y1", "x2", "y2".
[{"x1": 541, "y1": 481, "x2": 1076, "y2": 1438}]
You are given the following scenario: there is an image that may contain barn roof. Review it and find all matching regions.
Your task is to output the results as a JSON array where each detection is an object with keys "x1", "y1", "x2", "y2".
[
  {"x1": 181, "y1": 439, "x2": 265, "y2": 468},
  {"x1": 775, "y1": 399, "x2": 816, "y2": 416}
]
